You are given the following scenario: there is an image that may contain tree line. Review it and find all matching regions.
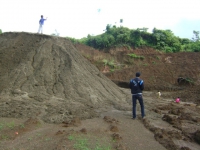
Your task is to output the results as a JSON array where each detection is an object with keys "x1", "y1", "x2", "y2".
[
  {"x1": 68, "y1": 25, "x2": 200, "y2": 53},
  {"x1": 1, "y1": 26, "x2": 199, "y2": 53}
]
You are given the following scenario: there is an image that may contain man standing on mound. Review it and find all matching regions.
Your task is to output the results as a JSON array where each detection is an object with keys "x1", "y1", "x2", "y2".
[
  {"x1": 37, "y1": 15, "x2": 47, "y2": 34},
  {"x1": 130, "y1": 72, "x2": 145, "y2": 119}
]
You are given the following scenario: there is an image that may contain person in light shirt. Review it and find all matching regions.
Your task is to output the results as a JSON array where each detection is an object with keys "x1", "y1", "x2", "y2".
[
  {"x1": 157, "y1": 91, "x2": 161, "y2": 99},
  {"x1": 37, "y1": 15, "x2": 47, "y2": 34}
]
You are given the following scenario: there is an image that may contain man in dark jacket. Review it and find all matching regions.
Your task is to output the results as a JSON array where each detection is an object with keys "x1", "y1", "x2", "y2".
[{"x1": 130, "y1": 72, "x2": 145, "y2": 119}]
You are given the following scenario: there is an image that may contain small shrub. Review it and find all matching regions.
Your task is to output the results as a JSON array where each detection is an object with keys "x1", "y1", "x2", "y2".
[
  {"x1": 102, "y1": 59, "x2": 108, "y2": 66},
  {"x1": 108, "y1": 60, "x2": 115, "y2": 68},
  {"x1": 185, "y1": 77, "x2": 194, "y2": 84},
  {"x1": 102, "y1": 59, "x2": 116, "y2": 69}
]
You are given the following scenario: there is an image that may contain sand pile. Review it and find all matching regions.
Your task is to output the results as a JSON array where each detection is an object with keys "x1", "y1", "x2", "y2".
[{"x1": 0, "y1": 32, "x2": 128, "y2": 123}]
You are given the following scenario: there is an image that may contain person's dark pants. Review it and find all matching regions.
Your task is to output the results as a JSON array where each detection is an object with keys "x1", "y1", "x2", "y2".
[{"x1": 132, "y1": 94, "x2": 145, "y2": 118}]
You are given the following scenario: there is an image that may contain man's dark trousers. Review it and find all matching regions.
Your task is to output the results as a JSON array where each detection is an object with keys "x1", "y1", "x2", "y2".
[{"x1": 132, "y1": 94, "x2": 145, "y2": 118}]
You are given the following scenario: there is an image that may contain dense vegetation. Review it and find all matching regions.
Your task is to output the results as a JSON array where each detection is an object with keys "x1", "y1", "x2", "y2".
[{"x1": 68, "y1": 25, "x2": 200, "y2": 53}]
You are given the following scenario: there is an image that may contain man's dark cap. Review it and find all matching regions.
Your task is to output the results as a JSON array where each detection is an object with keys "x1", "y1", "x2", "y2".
[{"x1": 136, "y1": 72, "x2": 141, "y2": 77}]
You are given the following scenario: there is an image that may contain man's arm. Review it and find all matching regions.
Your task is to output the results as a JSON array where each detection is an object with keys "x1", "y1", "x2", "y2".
[{"x1": 140, "y1": 80, "x2": 144, "y2": 90}]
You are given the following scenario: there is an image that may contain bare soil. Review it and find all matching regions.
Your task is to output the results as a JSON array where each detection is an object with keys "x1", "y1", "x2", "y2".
[
  {"x1": 0, "y1": 32, "x2": 200, "y2": 150},
  {"x1": 1, "y1": 90, "x2": 200, "y2": 150},
  {"x1": 75, "y1": 43, "x2": 200, "y2": 104}
]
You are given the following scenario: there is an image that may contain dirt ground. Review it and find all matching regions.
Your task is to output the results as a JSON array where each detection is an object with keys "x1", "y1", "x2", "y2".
[
  {"x1": 1, "y1": 90, "x2": 200, "y2": 150},
  {"x1": 0, "y1": 32, "x2": 200, "y2": 150}
]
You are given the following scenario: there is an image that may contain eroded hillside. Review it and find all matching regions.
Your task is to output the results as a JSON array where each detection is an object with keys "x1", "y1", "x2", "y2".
[{"x1": 75, "y1": 44, "x2": 200, "y2": 104}]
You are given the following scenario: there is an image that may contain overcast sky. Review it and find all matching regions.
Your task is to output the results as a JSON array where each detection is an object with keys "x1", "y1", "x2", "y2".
[{"x1": 1, "y1": 0, "x2": 200, "y2": 39}]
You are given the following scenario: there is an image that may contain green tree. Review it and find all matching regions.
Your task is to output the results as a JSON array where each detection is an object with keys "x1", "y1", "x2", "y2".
[
  {"x1": 77, "y1": 25, "x2": 198, "y2": 53},
  {"x1": 105, "y1": 24, "x2": 112, "y2": 33},
  {"x1": 192, "y1": 30, "x2": 199, "y2": 42},
  {"x1": 152, "y1": 28, "x2": 181, "y2": 52},
  {"x1": 130, "y1": 29, "x2": 146, "y2": 47},
  {"x1": 0, "y1": 29, "x2": 2, "y2": 34},
  {"x1": 191, "y1": 42, "x2": 200, "y2": 52},
  {"x1": 185, "y1": 42, "x2": 200, "y2": 52}
]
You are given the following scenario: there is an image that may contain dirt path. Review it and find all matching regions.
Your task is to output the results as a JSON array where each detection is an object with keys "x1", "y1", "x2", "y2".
[{"x1": 100, "y1": 109, "x2": 167, "y2": 150}]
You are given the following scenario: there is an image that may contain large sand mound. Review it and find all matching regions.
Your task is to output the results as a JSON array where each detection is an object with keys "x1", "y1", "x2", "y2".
[{"x1": 0, "y1": 32, "x2": 128, "y2": 123}]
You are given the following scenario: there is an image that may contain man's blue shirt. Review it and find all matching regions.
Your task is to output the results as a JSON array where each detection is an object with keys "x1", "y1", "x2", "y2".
[{"x1": 39, "y1": 18, "x2": 46, "y2": 25}]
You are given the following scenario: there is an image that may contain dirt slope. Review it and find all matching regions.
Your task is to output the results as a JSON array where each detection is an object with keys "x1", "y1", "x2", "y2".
[
  {"x1": 0, "y1": 32, "x2": 128, "y2": 123},
  {"x1": 75, "y1": 44, "x2": 200, "y2": 104}
]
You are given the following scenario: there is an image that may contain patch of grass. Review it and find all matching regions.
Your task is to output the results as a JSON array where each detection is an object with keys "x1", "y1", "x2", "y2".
[
  {"x1": 27, "y1": 137, "x2": 32, "y2": 141},
  {"x1": 143, "y1": 63, "x2": 148, "y2": 66},
  {"x1": 7, "y1": 121, "x2": 15, "y2": 129},
  {"x1": 127, "y1": 53, "x2": 145, "y2": 60},
  {"x1": 20, "y1": 124, "x2": 25, "y2": 129},
  {"x1": 74, "y1": 138, "x2": 89, "y2": 150},
  {"x1": 102, "y1": 59, "x2": 116, "y2": 70},
  {"x1": 68, "y1": 135, "x2": 75, "y2": 140},
  {"x1": 68, "y1": 134, "x2": 111, "y2": 150},
  {"x1": 45, "y1": 137, "x2": 52, "y2": 141},
  {"x1": 94, "y1": 144, "x2": 111, "y2": 150},
  {"x1": 0, "y1": 121, "x2": 16, "y2": 130},
  {"x1": 1, "y1": 135, "x2": 9, "y2": 140},
  {"x1": 0, "y1": 123, "x2": 4, "y2": 130},
  {"x1": 110, "y1": 69, "x2": 115, "y2": 72},
  {"x1": 156, "y1": 56, "x2": 160, "y2": 60},
  {"x1": 112, "y1": 139, "x2": 116, "y2": 143},
  {"x1": 152, "y1": 61, "x2": 156, "y2": 64}
]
